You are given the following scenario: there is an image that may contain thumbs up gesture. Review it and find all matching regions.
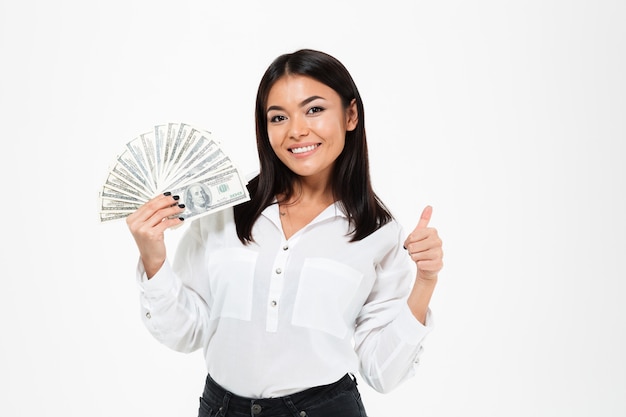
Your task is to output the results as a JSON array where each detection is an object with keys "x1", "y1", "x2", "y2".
[{"x1": 403, "y1": 206, "x2": 444, "y2": 281}]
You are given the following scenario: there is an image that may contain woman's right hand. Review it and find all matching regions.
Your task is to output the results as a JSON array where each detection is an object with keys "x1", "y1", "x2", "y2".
[{"x1": 126, "y1": 192, "x2": 185, "y2": 278}]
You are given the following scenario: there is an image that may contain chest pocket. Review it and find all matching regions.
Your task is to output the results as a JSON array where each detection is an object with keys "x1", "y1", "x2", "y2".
[
  {"x1": 207, "y1": 248, "x2": 257, "y2": 321},
  {"x1": 291, "y1": 257, "x2": 364, "y2": 338}
]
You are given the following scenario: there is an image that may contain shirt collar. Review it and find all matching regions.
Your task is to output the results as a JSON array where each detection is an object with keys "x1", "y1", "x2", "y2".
[{"x1": 262, "y1": 200, "x2": 347, "y2": 232}]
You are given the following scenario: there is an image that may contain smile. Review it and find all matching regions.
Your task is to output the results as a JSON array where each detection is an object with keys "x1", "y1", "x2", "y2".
[{"x1": 290, "y1": 144, "x2": 320, "y2": 154}]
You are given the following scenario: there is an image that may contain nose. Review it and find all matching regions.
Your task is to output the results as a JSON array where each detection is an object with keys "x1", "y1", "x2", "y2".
[{"x1": 288, "y1": 114, "x2": 309, "y2": 139}]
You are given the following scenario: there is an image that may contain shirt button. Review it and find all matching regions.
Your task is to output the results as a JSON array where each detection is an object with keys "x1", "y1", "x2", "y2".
[
  {"x1": 283, "y1": 245, "x2": 289, "y2": 250},
  {"x1": 275, "y1": 268, "x2": 282, "y2": 274},
  {"x1": 251, "y1": 404, "x2": 262, "y2": 414},
  {"x1": 145, "y1": 312, "x2": 151, "y2": 319},
  {"x1": 270, "y1": 300, "x2": 277, "y2": 307}
]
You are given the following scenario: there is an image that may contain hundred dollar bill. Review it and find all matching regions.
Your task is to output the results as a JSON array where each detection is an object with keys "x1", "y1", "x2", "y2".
[
  {"x1": 99, "y1": 211, "x2": 137, "y2": 222},
  {"x1": 160, "y1": 122, "x2": 179, "y2": 182},
  {"x1": 171, "y1": 166, "x2": 250, "y2": 221},
  {"x1": 100, "y1": 197, "x2": 142, "y2": 212},
  {"x1": 125, "y1": 135, "x2": 156, "y2": 194},
  {"x1": 139, "y1": 130, "x2": 158, "y2": 189},
  {"x1": 166, "y1": 155, "x2": 232, "y2": 193},
  {"x1": 100, "y1": 184, "x2": 148, "y2": 205},
  {"x1": 107, "y1": 158, "x2": 153, "y2": 200},
  {"x1": 114, "y1": 149, "x2": 153, "y2": 193},
  {"x1": 164, "y1": 139, "x2": 228, "y2": 187},
  {"x1": 161, "y1": 134, "x2": 212, "y2": 184},
  {"x1": 154, "y1": 123, "x2": 168, "y2": 184},
  {"x1": 167, "y1": 126, "x2": 204, "y2": 178},
  {"x1": 104, "y1": 168, "x2": 152, "y2": 201},
  {"x1": 173, "y1": 137, "x2": 221, "y2": 175}
]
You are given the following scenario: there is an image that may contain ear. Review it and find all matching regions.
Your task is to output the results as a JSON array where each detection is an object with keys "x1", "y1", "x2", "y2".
[{"x1": 345, "y1": 98, "x2": 359, "y2": 132}]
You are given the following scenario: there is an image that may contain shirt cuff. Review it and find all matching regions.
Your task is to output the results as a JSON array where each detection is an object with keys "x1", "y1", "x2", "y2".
[
  {"x1": 135, "y1": 258, "x2": 177, "y2": 296},
  {"x1": 392, "y1": 305, "x2": 434, "y2": 346}
]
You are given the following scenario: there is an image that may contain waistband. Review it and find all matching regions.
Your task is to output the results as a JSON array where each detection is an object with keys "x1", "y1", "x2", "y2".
[{"x1": 202, "y1": 373, "x2": 357, "y2": 416}]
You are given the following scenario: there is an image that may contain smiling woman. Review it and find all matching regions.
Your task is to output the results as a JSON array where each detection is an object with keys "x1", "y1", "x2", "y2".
[
  {"x1": 266, "y1": 76, "x2": 357, "y2": 186},
  {"x1": 125, "y1": 49, "x2": 444, "y2": 417}
]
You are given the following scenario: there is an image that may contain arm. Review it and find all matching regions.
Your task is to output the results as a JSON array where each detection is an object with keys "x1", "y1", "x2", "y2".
[
  {"x1": 355, "y1": 208, "x2": 443, "y2": 393},
  {"x1": 127, "y1": 193, "x2": 211, "y2": 353}
]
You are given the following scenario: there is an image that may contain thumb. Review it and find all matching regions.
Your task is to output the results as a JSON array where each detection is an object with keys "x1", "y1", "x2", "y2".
[{"x1": 415, "y1": 205, "x2": 433, "y2": 230}]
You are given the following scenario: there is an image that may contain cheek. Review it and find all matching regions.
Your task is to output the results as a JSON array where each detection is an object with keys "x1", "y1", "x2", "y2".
[
  {"x1": 267, "y1": 125, "x2": 289, "y2": 152},
  {"x1": 313, "y1": 117, "x2": 344, "y2": 138},
  {"x1": 267, "y1": 135, "x2": 280, "y2": 154},
  {"x1": 319, "y1": 121, "x2": 347, "y2": 147},
  {"x1": 267, "y1": 132, "x2": 286, "y2": 161}
]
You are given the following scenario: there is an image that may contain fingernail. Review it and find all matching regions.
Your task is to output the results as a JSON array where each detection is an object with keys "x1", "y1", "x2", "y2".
[
  {"x1": 163, "y1": 191, "x2": 171, "y2": 196},
  {"x1": 173, "y1": 195, "x2": 180, "y2": 200},
  {"x1": 403, "y1": 245, "x2": 407, "y2": 250},
  {"x1": 178, "y1": 204, "x2": 185, "y2": 209},
  {"x1": 178, "y1": 217, "x2": 185, "y2": 221}
]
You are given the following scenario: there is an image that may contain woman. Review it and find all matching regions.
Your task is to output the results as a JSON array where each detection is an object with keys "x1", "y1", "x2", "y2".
[{"x1": 127, "y1": 49, "x2": 443, "y2": 417}]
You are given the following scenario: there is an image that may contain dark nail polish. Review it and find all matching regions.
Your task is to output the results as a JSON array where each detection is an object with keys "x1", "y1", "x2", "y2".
[
  {"x1": 178, "y1": 217, "x2": 185, "y2": 221},
  {"x1": 178, "y1": 204, "x2": 185, "y2": 209},
  {"x1": 173, "y1": 195, "x2": 180, "y2": 201},
  {"x1": 163, "y1": 191, "x2": 171, "y2": 196}
]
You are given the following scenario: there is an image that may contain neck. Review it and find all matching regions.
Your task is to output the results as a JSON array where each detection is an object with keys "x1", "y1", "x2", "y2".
[
  {"x1": 277, "y1": 180, "x2": 336, "y2": 239},
  {"x1": 280, "y1": 178, "x2": 334, "y2": 208}
]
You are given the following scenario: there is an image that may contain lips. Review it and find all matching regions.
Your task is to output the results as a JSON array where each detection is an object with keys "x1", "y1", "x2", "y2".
[{"x1": 289, "y1": 144, "x2": 320, "y2": 154}]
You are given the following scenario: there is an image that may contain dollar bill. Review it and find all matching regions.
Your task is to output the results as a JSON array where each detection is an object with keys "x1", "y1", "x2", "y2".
[{"x1": 171, "y1": 166, "x2": 250, "y2": 221}]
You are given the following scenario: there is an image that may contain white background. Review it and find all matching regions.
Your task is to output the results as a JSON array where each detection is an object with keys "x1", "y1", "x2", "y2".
[{"x1": 1, "y1": 0, "x2": 625, "y2": 416}]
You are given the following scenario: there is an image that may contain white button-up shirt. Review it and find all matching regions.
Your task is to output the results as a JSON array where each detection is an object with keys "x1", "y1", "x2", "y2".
[{"x1": 137, "y1": 202, "x2": 432, "y2": 398}]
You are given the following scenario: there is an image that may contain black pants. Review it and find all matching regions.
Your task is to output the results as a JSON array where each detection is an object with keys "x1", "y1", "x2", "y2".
[{"x1": 198, "y1": 373, "x2": 368, "y2": 417}]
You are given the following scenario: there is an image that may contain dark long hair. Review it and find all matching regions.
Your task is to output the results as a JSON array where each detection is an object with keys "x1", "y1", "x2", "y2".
[{"x1": 234, "y1": 49, "x2": 392, "y2": 243}]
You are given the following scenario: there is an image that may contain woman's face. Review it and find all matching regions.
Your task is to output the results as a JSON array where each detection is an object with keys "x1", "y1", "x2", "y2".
[{"x1": 266, "y1": 75, "x2": 357, "y2": 184}]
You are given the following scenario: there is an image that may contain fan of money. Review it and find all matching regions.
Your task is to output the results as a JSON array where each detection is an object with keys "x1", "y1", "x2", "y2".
[{"x1": 99, "y1": 122, "x2": 250, "y2": 223}]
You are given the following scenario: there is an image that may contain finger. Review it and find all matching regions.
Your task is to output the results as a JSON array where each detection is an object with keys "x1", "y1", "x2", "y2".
[
  {"x1": 403, "y1": 206, "x2": 434, "y2": 249},
  {"x1": 141, "y1": 208, "x2": 182, "y2": 231},
  {"x1": 151, "y1": 215, "x2": 185, "y2": 233},
  {"x1": 146, "y1": 202, "x2": 186, "y2": 227},
  {"x1": 410, "y1": 244, "x2": 443, "y2": 265},
  {"x1": 416, "y1": 205, "x2": 432, "y2": 230},
  {"x1": 128, "y1": 192, "x2": 179, "y2": 224},
  {"x1": 127, "y1": 198, "x2": 184, "y2": 234},
  {"x1": 406, "y1": 236, "x2": 436, "y2": 254},
  {"x1": 405, "y1": 232, "x2": 442, "y2": 268}
]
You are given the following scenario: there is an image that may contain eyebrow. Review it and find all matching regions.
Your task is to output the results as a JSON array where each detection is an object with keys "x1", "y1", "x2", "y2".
[{"x1": 266, "y1": 95, "x2": 325, "y2": 113}]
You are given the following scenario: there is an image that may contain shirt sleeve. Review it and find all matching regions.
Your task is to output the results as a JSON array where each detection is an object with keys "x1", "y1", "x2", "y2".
[
  {"x1": 353, "y1": 222, "x2": 434, "y2": 393},
  {"x1": 136, "y1": 217, "x2": 213, "y2": 354}
]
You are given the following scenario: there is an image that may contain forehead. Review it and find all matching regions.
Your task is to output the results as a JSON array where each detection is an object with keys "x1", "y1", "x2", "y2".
[{"x1": 267, "y1": 75, "x2": 339, "y2": 106}]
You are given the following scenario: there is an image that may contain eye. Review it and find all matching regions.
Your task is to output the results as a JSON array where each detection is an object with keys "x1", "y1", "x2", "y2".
[
  {"x1": 307, "y1": 106, "x2": 324, "y2": 114},
  {"x1": 269, "y1": 114, "x2": 287, "y2": 123}
]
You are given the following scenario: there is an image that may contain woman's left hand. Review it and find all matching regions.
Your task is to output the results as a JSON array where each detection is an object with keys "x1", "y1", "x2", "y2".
[{"x1": 403, "y1": 206, "x2": 444, "y2": 281}]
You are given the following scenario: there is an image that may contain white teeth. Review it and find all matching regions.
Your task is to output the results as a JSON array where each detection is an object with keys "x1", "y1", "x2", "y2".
[{"x1": 291, "y1": 144, "x2": 318, "y2": 154}]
